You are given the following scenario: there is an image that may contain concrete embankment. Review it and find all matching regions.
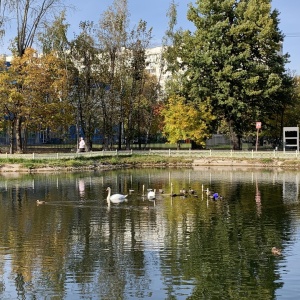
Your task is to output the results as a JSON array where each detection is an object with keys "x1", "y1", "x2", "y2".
[{"x1": 192, "y1": 157, "x2": 299, "y2": 169}]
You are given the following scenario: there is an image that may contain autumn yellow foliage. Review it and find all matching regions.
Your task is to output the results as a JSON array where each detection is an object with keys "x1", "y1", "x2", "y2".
[{"x1": 161, "y1": 95, "x2": 215, "y2": 147}]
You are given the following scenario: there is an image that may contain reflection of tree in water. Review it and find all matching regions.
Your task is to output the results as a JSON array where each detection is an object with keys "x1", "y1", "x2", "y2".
[
  {"x1": 158, "y1": 181, "x2": 288, "y2": 299},
  {"x1": 0, "y1": 169, "x2": 298, "y2": 298},
  {"x1": 78, "y1": 179, "x2": 85, "y2": 199},
  {"x1": 256, "y1": 179, "x2": 262, "y2": 216},
  {"x1": 96, "y1": 207, "x2": 154, "y2": 299}
]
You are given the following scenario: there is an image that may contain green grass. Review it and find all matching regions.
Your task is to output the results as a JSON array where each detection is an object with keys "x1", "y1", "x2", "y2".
[
  {"x1": 259, "y1": 158, "x2": 274, "y2": 164},
  {"x1": 0, "y1": 154, "x2": 193, "y2": 170},
  {"x1": 1, "y1": 154, "x2": 300, "y2": 171}
]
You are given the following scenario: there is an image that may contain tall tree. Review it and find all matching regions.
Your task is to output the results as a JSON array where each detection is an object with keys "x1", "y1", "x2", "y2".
[
  {"x1": 0, "y1": 0, "x2": 13, "y2": 42},
  {"x1": 166, "y1": 0, "x2": 291, "y2": 149},
  {"x1": 38, "y1": 10, "x2": 70, "y2": 55},
  {"x1": 97, "y1": 0, "x2": 154, "y2": 150},
  {"x1": 97, "y1": 0, "x2": 129, "y2": 150},
  {"x1": 0, "y1": 48, "x2": 69, "y2": 153},
  {"x1": 13, "y1": 0, "x2": 62, "y2": 56},
  {"x1": 263, "y1": 73, "x2": 299, "y2": 147},
  {"x1": 125, "y1": 20, "x2": 152, "y2": 149},
  {"x1": 69, "y1": 21, "x2": 103, "y2": 151},
  {"x1": 5, "y1": 0, "x2": 64, "y2": 152},
  {"x1": 137, "y1": 72, "x2": 161, "y2": 147}
]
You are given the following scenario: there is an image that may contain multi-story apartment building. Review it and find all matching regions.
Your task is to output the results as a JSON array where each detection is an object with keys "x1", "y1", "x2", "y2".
[{"x1": 145, "y1": 46, "x2": 172, "y2": 93}]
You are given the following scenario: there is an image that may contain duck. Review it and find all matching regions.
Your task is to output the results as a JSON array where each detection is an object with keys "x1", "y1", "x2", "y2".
[
  {"x1": 170, "y1": 183, "x2": 179, "y2": 197},
  {"x1": 106, "y1": 187, "x2": 127, "y2": 204},
  {"x1": 188, "y1": 187, "x2": 196, "y2": 195},
  {"x1": 147, "y1": 189, "x2": 156, "y2": 200},
  {"x1": 209, "y1": 192, "x2": 223, "y2": 200},
  {"x1": 36, "y1": 200, "x2": 46, "y2": 205},
  {"x1": 271, "y1": 247, "x2": 282, "y2": 256}
]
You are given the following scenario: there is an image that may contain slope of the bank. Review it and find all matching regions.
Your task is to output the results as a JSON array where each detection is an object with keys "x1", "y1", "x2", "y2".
[{"x1": 0, "y1": 156, "x2": 300, "y2": 173}]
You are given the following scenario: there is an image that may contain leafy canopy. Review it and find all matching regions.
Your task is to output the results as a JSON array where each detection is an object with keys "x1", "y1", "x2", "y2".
[{"x1": 161, "y1": 95, "x2": 215, "y2": 146}]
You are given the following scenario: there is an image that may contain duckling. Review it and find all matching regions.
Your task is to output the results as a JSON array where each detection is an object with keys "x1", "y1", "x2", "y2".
[{"x1": 271, "y1": 247, "x2": 282, "y2": 256}]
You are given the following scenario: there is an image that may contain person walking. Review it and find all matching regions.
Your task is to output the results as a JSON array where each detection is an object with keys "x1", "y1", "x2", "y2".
[{"x1": 78, "y1": 137, "x2": 86, "y2": 152}]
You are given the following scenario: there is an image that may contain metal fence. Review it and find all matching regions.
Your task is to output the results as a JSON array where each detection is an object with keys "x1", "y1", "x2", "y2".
[{"x1": 0, "y1": 149, "x2": 300, "y2": 160}]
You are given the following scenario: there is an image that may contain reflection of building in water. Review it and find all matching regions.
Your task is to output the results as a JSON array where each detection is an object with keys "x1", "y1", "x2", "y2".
[
  {"x1": 191, "y1": 167, "x2": 300, "y2": 203},
  {"x1": 79, "y1": 179, "x2": 85, "y2": 199},
  {"x1": 282, "y1": 174, "x2": 299, "y2": 203}
]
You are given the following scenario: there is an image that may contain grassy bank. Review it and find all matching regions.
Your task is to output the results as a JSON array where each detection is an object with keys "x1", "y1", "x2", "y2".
[
  {"x1": 1, "y1": 154, "x2": 300, "y2": 172},
  {"x1": 0, "y1": 154, "x2": 195, "y2": 172}
]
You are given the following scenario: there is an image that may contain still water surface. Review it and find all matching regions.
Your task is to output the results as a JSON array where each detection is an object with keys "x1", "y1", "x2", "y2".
[{"x1": 0, "y1": 167, "x2": 300, "y2": 299}]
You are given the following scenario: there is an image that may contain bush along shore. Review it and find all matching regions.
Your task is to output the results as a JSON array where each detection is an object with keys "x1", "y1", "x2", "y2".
[{"x1": 0, "y1": 154, "x2": 300, "y2": 172}]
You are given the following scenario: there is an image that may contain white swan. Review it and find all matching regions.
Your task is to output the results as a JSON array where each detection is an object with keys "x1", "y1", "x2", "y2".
[
  {"x1": 147, "y1": 189, "x2": 156, "y2": 200},
  {"x1": 106, "y1": 187, "x2": 127, "y2": 204}
]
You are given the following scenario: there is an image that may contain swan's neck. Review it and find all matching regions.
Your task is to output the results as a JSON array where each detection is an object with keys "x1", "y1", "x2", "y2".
[{"x1": 107, "y1": 188, "x2": 111, "y2": 201}]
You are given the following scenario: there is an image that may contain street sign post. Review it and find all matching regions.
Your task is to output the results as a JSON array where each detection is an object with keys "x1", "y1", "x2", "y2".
[{"x1": 255, "y1": 122, "x2": 261, "y2": 151}]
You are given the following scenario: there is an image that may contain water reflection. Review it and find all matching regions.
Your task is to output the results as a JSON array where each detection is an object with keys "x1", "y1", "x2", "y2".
[
  {"x1": 78, "y1": 178, "x2": 85, "y2": 200},
  {"x1": 0, "y1": 167, "x2": 299, "y2": 299},
  {"x1": 255, "y1": 177, "x2": 262, "y2": 216}
]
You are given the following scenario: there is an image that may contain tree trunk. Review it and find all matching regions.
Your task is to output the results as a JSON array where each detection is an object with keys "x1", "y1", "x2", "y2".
[
  {"x1": 118, "y1": 121, "x2": 122, "y2": 150},
  {"x1": 228, "y1": 120, "x2": 239, "y2": 150},
  {"x1": 9, "y1": 121, "x2": 14, "y2": 154},
  {"x1": 15, "y1": 117, "x2": 23, "y2": 153}
]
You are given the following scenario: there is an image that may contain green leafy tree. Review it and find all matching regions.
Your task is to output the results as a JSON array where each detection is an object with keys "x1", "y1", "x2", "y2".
[
  {"x1": 69, "y1": 21, "x2": 103, "y2": 151},
  {"x1": 283, "y1": 76, "x2": 300, "y2": 128},
  {"x1": 124, "y1": 20, "x2": 153, "y2": 149},
  {"x1": 97, "y1": 0, "x2": 155, "y2": 150},
  {"x1": 165, "y1": 0, "x2": 291, "y2": 149},
  {"x1": 261, "y1": 72, "x2": 296, "y2": 147},
  {"x1": 38, "y1": 10, "x2": 70, "y2": 55},
  {"x1": 97, "y1": 0, "x2": 129, "y2": 150},
  {"x1": 138, "y1": 72, "x2": 161, "y2": 146}
]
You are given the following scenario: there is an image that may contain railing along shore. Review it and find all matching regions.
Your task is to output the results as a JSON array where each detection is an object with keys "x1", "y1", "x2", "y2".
[{"x1": 0, "y1": 149, "x2": 299, "y2": 160}]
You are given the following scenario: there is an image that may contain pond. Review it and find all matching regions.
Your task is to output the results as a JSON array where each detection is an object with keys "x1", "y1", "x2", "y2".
[{"x1": 0, "y1": 167, "x2": 300, "y2": 299}]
